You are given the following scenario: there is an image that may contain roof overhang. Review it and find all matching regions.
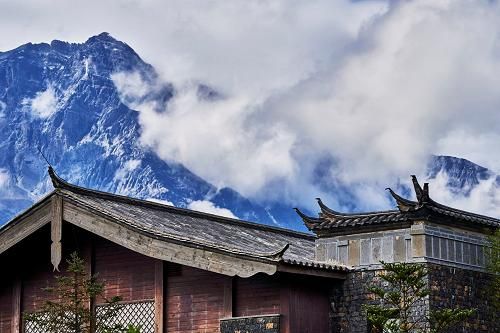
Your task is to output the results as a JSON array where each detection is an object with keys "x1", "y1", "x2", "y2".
[{"x1": 0, "y1": 191, "x2": 347, "y2": 279}]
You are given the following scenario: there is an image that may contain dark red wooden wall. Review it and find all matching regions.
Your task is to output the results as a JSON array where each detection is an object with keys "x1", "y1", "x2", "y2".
[
  {"x1": 166, "y1": 263, "x2": 227, "y2": 333},
  {"x1": 0, "y1": 285, "x2": 13, "y2": 333},
  {"x1": 0, "y1": 222, "x2": 333, "y2": 333},
  {"x1": 286, "y1": 277, "x2": 331, "y2": 333},
  {"x1": 94, "y1": 237, "x2": 156, "y2": 303},
  {"x1": 233, "y1": 273, "x2": 281, "y2": 317}
]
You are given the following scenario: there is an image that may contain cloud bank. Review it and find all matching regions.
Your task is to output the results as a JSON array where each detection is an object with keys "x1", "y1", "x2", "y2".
[{"x1": 3, "y1": 0, "x2": 500, "y2": 217}]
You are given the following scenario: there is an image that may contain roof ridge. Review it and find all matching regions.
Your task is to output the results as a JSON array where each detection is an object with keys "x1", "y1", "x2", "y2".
[
  {"x1": 315, "y1": 197, "x2": 401, "y2": 217},
  {"x1": 48, "y1": 167, "x2": 315, "y2": 240},
  {"x1": 323, "y1": 209, "x2": 402, "y2": 218},
  {"x1": 428, "y1": 198, "x2": 500, "y2": 223}
]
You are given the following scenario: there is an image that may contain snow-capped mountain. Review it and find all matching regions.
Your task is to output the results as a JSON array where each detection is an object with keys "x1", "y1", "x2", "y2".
[
  {"x1": 426, "y1": 155, "x2": 494, "y2": 193},
  {"x1": 0, "y1": 33, "x2": 497, "y2": 229},
  {"x1": 0, "y1": 33, "x2": 292, "y2": 227}
]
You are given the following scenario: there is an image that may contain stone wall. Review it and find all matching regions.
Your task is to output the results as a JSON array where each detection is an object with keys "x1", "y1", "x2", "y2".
[
  {"x1": 427, "y1": 264, "x2": 497, "y2": 333},
  {"x1": 330, "y1": 263, "x2": 497, "y2": 333},
  {"x1": 330, "y1": 269, "x2": 429, "y2": 333},
  {"x1": 220, "y1": 315, "x2": 280, "y2": 333}
]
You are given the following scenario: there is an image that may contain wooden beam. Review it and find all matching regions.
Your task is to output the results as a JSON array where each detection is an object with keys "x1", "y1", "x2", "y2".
[
  {"x1": 63, "y1": 203, "x2": 278, "y2": 277},
  {"x1": 11, "y1": 280, "x2": 21, "y2": 333},
  {"x1": 51, "y1": 195, "x2": 63, "y2": 271},
  {"x1": 154, "y1": 260, "x2": 164, "y2": 333},
  {"x1": 222, "y1": 277, "x2": 233, "y2": 319},
  {"x1": 0, "y1": 202, "x2": 51, "y2": 255}
]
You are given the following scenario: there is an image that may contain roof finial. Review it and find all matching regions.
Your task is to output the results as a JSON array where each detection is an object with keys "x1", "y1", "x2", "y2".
[
  {"x1": 265, "y1": 243, "x2": 290, "y2": 260},
  {"x1": 316, "y1": 198, "x2": 343, "y2": 215},
  {"x1": 47, "y1": 166, "x2": 63, "y2": 189},
  {"x1": 385, "y1": 187, "x2": 418, "y2": 212},
  {"x1": 422, "y1": 182, "x2": 430, "y2": 202},
  {"x1": 411, "y1": 175, "x2": 424, "y2": 203},
  {"x1": 35, "y1": 146, "x2": 61, "y2": 188},
  {"x1": 294, "y1": 207, "x2": 321, "y2": 230}
]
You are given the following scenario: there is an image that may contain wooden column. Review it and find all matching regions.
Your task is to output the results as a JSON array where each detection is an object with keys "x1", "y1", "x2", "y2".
[
  {"x1": 51, "y1": 195, "x2": 63, "y2": 271},
  {"x1": 223, "y1": 277, "x2": 233, "y2": 319},
  {"x1": 11, "y1": 280, "x2": 21, "y2": 333},
  {"x1": 280, "y1": 280, "x2": 291, "y2": 333},
  {"x1": 154, "y1": 260, "x2": 164, "y2": 333}
]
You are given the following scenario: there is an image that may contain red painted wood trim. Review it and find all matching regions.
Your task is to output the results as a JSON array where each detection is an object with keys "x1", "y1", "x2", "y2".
[
  {"x1": 11, "y1": 280, "x2": 21, "y2": 333},
  {"x1": 154, "y1": 260, "x2": 164, "y2": 333}
]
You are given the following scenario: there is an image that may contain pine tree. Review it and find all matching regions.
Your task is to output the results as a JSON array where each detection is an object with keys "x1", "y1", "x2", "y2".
[
  {"x1": 24, "y1": 252, "x2": 139, "y2": 333},
  {"x1": 363, "y1": 261, "x2": 475, "y2": 333}
]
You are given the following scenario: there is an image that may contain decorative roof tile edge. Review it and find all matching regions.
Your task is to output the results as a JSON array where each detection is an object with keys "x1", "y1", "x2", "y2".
[
  {"x1": 282, "y1": 258, "x2": 349, "y2": 272},
  {"x1": 296, "y1": 175, "x2": 500, "y2": 233}
]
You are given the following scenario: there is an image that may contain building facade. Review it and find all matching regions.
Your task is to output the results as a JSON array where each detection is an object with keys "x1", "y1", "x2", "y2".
[
  {"x1": 0, "y1": 168, "x2": 346, "y2": 333},
  {"x1": 0, "y1": 170, "x2": 498, "y2": 332},
  {"x1": 297, "y1": 176, "x2": 499, "y2": 332}
]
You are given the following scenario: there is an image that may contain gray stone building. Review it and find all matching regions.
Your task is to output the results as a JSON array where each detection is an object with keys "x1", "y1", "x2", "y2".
[{"x1": 296, "y1": 176, "x2": 499, "y2": 332}]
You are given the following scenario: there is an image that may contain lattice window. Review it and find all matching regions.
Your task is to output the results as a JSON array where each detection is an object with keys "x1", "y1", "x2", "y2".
[
  {"x1": 25, "y1": 301, "x2": 155, "y2": 333},
  {"x1": 24, "y1": 312, "x2": 73, "y2": 333},
  {"x1": 96, "y1": 300, "x2": 155, "y2": 333},
  {"x1": 24, "y1": 312, "x2": 49, "y2": 333}
]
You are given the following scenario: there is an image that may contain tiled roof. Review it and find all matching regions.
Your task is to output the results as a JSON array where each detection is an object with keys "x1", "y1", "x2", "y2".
[
  {"x1": 296, "y1": 176, "x2": 500, "y2": 234},
  {"x1": 48, "y1": 167, "x2": 347, "y2": 272}
]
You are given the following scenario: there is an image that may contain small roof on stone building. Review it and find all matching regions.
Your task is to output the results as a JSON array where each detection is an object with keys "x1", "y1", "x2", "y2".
[{"x1": 296, "y1": 176, "x2": 500, "y2": 236}]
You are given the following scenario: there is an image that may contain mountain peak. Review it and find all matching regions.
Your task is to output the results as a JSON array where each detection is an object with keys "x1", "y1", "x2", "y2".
[
  {"x1": 427, "y1": 155, "x2": 492, "y2": 192},
  {"x1": 85, "y1": 32, "x2": 120, "y2": 44}
]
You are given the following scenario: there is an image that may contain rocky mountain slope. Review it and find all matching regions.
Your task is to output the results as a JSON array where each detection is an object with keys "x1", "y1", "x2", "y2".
[
  {"x1": 0, "y1": 33, "x2": 497, "y2": 228},
  {"x1": 0, "y1": 33, "x2": 286, "y2": 226}
]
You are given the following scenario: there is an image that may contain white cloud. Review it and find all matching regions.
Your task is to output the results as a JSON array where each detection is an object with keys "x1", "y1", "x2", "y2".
[
  {"x1": 114, "y1": 159, "x2": 141, "y2": 181},
  {"x1": 26, "y1": 85, "x2": 58, "y2": 118},
  {"x1": 3, "y1": 0, "x2": 500, "y2": 214},
  {"x1": 187, "y1": 200, "x2": 238, "y2": 219},
  {"x1": 110, "y1": 0, "x2": 500, "y2": 213},
  {"x1": 112, "y1": 73, "x2": 297, "y2": 195},
  {"x1": 426, "y1": 171, "x2": 500, "y2": 218}
]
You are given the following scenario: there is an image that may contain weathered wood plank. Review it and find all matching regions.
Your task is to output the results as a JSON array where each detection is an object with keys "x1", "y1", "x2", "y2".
[
  {"x1": 154, "y1": 260, "x2": 164, "y2": 333},
  {"x1": 11, "y1": 280, "x2": 21, "y2": 333},
  {"x1": 166, "y1": 264, "x2": 226, "y2": 333},
  {"x1": 63, "y1": 203, "x2": 277, "y2": 277},
  {"x1": 51, "y1": 195, "x2": 63, "y2": 271},
  {"x1": 0, "y1": 202, "x2": 51, "y2": 255},
  {"x1": 93, "y1": 238, "x2": 155, "y2": 303}
]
